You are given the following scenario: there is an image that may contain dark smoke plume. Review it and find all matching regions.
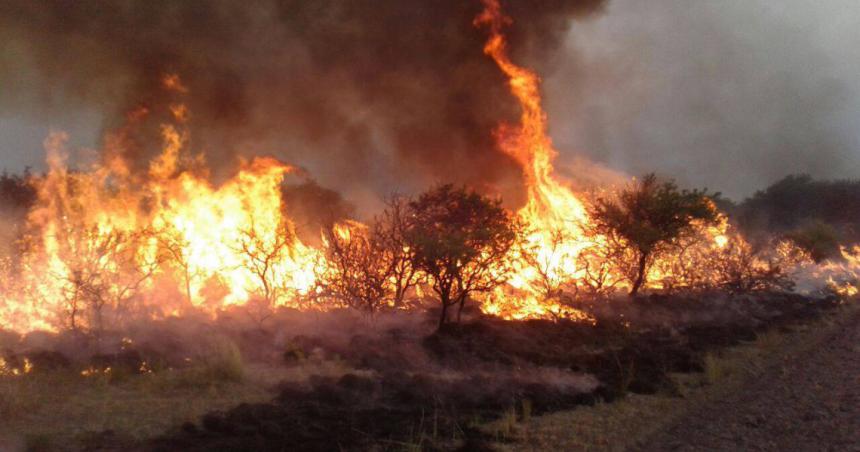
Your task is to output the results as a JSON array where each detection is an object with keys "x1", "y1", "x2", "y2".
[{"x1": 0, "y1": 0, "x2": 606, "y2": 210}]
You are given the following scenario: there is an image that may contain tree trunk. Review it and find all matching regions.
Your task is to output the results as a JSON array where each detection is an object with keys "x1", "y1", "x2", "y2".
[
  {"x1": 438, "y1": 295, "x2": 450, "y2": 330},
  {"x1": 456, "y1": 295, "x2": 466, "y2": 323},
  {"x1": 438, "y1": 303, "x2": 449, "y2": 330},
  {"x1": 630, "y1": 252, "x2": 649, "y2": 297},
  {"x1": 183, "y1": 267, "x2": 193, "y2": 307},
  {"x1": 394, "y1": 284, "x2": 403, "y2": 309}
]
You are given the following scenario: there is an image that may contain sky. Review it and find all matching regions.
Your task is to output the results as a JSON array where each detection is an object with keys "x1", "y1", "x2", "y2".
[
  {"x1": 545, "y1": 0, "x2": 860, "y2": 199},
  {"x1": 1, "y1": 0, "x2": 859, "y2": 202}
]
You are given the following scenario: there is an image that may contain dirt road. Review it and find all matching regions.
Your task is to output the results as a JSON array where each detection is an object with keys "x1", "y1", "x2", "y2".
[{"x1": 634, "y1": 311, "x2": 860, "y2": 452}]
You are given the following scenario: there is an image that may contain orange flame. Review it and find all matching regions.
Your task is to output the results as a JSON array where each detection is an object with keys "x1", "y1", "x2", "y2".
[{"x1": 0, "y1": 6, "x2": 854, "y2": 335}]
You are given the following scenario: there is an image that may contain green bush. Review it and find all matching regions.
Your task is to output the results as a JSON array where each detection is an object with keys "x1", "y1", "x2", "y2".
[
  {"x1": 175, "y1": 337, "x2": 245, "y2": 387},
  {"x1": 199, "y1": 337, "x2": 245, "y2": 383},
  {"x1": 786, "y1": 221, "x2": 841, "y2": 262}
]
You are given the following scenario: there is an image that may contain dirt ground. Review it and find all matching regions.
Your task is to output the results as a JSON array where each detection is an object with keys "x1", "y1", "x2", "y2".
[
  {"x1": 633, "y1": 307, "x2": 860, "y2": 452},
  {"x1": 505, "y1": 302, "x2": 859, "y2": 452},
  {"x1": 0, "y1": 294, "x2": 852, "y2": 451}
]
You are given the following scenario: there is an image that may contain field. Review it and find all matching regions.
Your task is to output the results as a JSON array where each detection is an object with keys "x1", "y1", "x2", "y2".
[{"x1": 0, "y1": 291, "x2": 851, "y2": 451}]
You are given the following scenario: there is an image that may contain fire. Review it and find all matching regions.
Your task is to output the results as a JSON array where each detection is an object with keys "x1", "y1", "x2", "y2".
[
  {"x1": 472, "y1": 0, "x2": 804, "y2": 319},
  {"x1": 0, "y1": 2, "x2": 855, "y2": 335},
  {"x1": 475, "y1": 0, "x2": 594, "y2": 319},
  {"x1": 814, "y1": 246, "x2": 860, "y2": 297},
  {"x1": 0, "y1": 92, "x2": 321, "y2": 333},
  {"x1": 0, "y1": 357, "x2": 33, "y2": 377}
]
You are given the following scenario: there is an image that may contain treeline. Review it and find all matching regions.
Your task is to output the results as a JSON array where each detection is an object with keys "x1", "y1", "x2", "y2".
[
  {"x1": 725, "y1": 174, "x2": 860, "y2": 260},
  {"x1": 0, "y1": 169, "x2": 36, "y2": 211}
]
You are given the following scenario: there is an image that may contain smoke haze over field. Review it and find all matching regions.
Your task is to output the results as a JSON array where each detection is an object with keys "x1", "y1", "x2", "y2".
[
  {"x1": 547, "y1": 0, "x2": 860, "y2": 199},
  {"x1": 0, "y1": 0, "x2": 859, "y2": 204}
]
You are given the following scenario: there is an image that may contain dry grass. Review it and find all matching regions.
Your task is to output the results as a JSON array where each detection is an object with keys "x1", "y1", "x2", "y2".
[
  {"x1": 0, "y1": 351, "x2": 357, "y2": 450},
  {"x1": 493, "y1": 300, "x2": 859, "y2": 451},
  {"x1": 0, "y1": 370, "x2": 269, "y2": 448}
]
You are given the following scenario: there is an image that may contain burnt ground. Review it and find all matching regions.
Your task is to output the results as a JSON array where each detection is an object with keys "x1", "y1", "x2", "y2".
[
  {"x1": 134, "y1": 292, "x2": 843, "y2": 451},
  {"x1": 633, "y1": 306, "x2": 860, "y2": 452},
  {"x1": 5, "y1": 291, "x2": 846, "y2": 451}
]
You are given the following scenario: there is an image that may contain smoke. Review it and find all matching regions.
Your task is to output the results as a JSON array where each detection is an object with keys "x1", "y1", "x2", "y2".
[
  {"x1": 0, "y1": 0, "x2": 606, "y2": 210},
  {"x1": 546, "y1": 0, "x2": 860, "y2": 200}
]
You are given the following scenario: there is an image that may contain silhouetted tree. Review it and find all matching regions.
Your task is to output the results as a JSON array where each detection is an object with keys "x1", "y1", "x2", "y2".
[
  {"x1": 233, "y1": 221, "x2": 298, "y2": 324},
  {"x1": 590, "y1": 174, "x2": 719, "y2": 297},
  {"x1": 318, "y1": 223, "x2": 392, "y2": 316},
  {"x1": 155, "y1": 224, "x2": 205, "y2": 307},
  {"x1": 317, "y1": 195, "x2": 421, "y2": 316},
  {"x1": 0, "y1": 168, "x2": 36, "y2": 210},
  {"x1": 53, "y1": 226, "x2": 163, "y2": 343},
  {"x1": 371, "y1": 195, "x2": 420, "y2": 308},
  {"x1": 404, "y1": 185, "x2": 522, "y2": 328},
  {"x1": 519, "y1": 228, "x2": 579, "y2": 320},
  {"x1": 737, "y1": 174, "x2": 860, "y2": 245}
]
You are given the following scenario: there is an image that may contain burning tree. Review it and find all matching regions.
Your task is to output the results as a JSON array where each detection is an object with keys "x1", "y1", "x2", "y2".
[
  {"x1": 318, "y1": 223, "x2": 393, "y2": 316},
  {"x1": 404, "y1": 185, "x2": 522, "y2": 328},
  {"x1": 154, "y1": 224, "x2": 201, "y2": 308},
  {"x1": 233, "y1": 220, "x2": 301, "y2": 323},
  {"x1": 51, "y1": 225, "x2": 163, "y2": 341},
  {"x1": 371, "y1": 195, "x2": 420, "y2": 308},
  {"x1": 589, "y1": 174, "x2": 720, "y2": 297},
  {"x1": 317, "y1": 197, "x2": 420, "y2": 316},
  {"x1": 519, "y1": 228, "x2": 580, "y2": 320},
  {"x1": 708, "y1": 238, "x2": 802, "y2": 293}
]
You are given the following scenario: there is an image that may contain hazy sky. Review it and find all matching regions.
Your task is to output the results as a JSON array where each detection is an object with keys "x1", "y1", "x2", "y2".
[
  {"x1": 1, "y1": 0, "x2": 859, "y2": 201},
  {"x1": 545, "y1": 0, "x2": 860, "y2": 199}
]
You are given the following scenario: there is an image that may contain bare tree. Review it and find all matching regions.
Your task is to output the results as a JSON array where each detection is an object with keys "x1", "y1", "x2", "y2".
[
  {"x1": 53, "y1": 226, "x2": 162, "y2": 342},
  {"x1": 233, "y1": 220, "x2": 298, "y2": 324},
  {"x1": 520, "y1": 228, "x2": 579, "y2": 320},
  {"x1": 371, "y1": 195, "x2": 420, "y2": 308},
  {"x1": 318, "y1": 223, "x2": 392, "y2": 316},
  {"x1": 155, "y1": 225, "x2": 204, "y2": 308},
  {"x1": 577, "y1": 243, "x2": 623, "y2": 299}
]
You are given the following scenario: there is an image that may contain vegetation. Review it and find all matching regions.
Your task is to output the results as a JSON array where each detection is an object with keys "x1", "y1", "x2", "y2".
[
  {"x1": 318, "y1": 223, "x2": 398, "y2": 316},
  {"x1": 316, "y1": 196, "x2": 420, "y2": 315},
  {"x1": 734, "y1": 174, "x2": 860, "y2": 252},
  {"x1": 784, "y1": 221, "x2": 841, "y2": 262},
  {"x1": 53, "y1": 226, "x2": 164, "y2": 341},
  {"x1": 589, "y1": 174, "x2": 720, "y2": 297},
  {"x1": 404, "y1": 184, "x2": 522, "y2": 328},
  {"x1": 0, "y1": 169, "x2": 36, "y2": 210}
]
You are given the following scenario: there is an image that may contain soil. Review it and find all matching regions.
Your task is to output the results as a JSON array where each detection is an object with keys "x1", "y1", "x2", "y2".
[
  {"x1": 138, "y1": 292, "x2": 843, "y2": 451},
  {"x1": 13, "y1": 291, "x2": 844, "y2": 451},
  {"x1": 634, "y1": 308, "x2": 860, "y2": 452}
]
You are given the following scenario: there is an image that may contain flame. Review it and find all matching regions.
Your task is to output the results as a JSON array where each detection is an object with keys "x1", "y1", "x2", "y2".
[
  {"x1": 0, "y1": 5, "x2": 855, "y2": 334},
  {"x1": 0, "y1": 83, "x2": 322, "y2": 333},
  {"x1": 813, "y1": 246, "x2": 860, "y2": 297},
  {"x1": 475, "y1": 0, "x2": 593, "y2": 320},
  {"x1": 472, "y1": 0, "x2": 827, "y2": 319},
  {"x1": 0, "y1": 357, "x2": 33, "y2": 377}
]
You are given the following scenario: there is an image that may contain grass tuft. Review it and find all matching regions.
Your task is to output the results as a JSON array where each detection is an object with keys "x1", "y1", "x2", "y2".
[{"x1": 703, "y1": 353, "x2": 732, "y2": 385}]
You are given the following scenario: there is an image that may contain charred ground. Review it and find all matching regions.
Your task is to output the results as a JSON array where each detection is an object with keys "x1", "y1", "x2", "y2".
[{"x1": 0, "y1": 290, "x2": 843, "y2": 451}]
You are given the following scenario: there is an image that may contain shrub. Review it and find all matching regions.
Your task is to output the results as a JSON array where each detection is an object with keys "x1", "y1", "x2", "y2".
[
  {"x1": 180, "y1": 337, "x2": 245, "y2": 386},
  {"x1": 786, "y1": 221, "x2": 841, "y2": 262},
  {"x1": 589, "y1": 174, "x2": 719, "y2": 296}
]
